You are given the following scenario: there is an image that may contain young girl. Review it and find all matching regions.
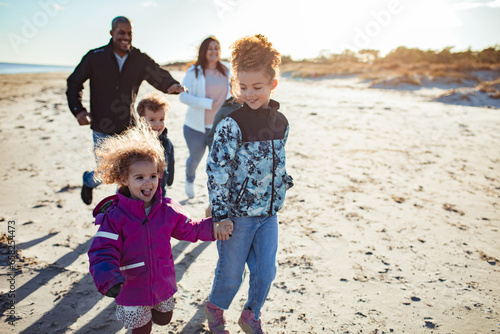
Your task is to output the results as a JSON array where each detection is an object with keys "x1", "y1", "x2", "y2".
[
  {"x1": 87, "y1": 122, "x2": 231, "y2": 334},
  {"x1": 205, "y1": 34, "x2": 294, "y2": 334}
]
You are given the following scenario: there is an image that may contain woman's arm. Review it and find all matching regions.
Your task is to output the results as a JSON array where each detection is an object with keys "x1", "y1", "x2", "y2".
[{"x1": 179, "y1": 67, "x2": 213, "y2": 109}]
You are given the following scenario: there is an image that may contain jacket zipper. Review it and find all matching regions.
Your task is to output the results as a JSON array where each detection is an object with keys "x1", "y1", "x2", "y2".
[
  {"x1": 145, "y1": 210, "x2": 154, "y2": 304},
  {"x1": 269, "y1": 140, "x2": 276, "y2": 215},
  {"x1": 235, "y1": 177, "x2": 249, "y2": 204}
]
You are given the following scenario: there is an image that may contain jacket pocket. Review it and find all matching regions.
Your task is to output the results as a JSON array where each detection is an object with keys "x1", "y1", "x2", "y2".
[
  {"x1": 120, "y1": 261, "x2": 147, "y2": 280},
  {"x1": 283, "y1": 173, "x2": 294, "y2": 190},
  {"x1": 235, "y1": 177, "x2": 249, "y2": 204},
  {"x1": 158, "y1": 258, "x2": 176, "y2": 288}
]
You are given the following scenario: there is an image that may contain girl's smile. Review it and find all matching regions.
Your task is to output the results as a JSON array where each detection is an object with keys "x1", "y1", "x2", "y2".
[
  {"x1": 120, "y1": 160, "x2": 159, "y2": 208},
  {"x1": 237, "y1": 70, "x2": 278, "y2": 110}
]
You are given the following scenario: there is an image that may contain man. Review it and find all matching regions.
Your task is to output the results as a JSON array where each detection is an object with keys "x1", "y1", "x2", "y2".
[{"x1": 66, "y1": 16, "x2": 184, "y2": 205}]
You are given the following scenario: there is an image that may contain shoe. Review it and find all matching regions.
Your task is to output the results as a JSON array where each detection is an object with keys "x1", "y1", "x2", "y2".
[
  {"x1": 81, "y1": 172, "x2": 93, "y2": 205},
  {"x1": 204, "y1": 301, "x2": 229, "y2": 334},
  {"x1": 185, "y1": 181, "x2": 195, "y2": 199},
  {"x1": 238, "y1": 308, "x2": 265, "y2": 334}
]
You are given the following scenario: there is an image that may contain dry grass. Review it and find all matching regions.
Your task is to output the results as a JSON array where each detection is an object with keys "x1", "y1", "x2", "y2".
[
  {"x1": 160, "y1": 55, "x2": 500, "y2": 92},
  {"x1": 279, "y1": 61, "x2": 368, "y2": 78},
  {"x1": 278, "y1": 60, "x2": 500, "y2": 93},
  {"x1": 478, "y1": 77, "x2": 500, "y2": 98}
]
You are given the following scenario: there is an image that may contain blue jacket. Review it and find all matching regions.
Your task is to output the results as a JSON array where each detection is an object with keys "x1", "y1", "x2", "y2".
[{"x1": 207, "y1": 100, "x2": 293, "y2": 222}]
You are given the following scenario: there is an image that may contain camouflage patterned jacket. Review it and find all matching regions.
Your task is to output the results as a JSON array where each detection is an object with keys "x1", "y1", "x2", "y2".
[{"x1": 207, "y1": 100, "x2": 293, "y2": 223}]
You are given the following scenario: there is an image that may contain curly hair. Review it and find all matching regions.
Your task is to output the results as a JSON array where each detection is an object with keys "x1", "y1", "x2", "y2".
[
  {"x1": 136, "y1": 92, "x2": 169, "y2": 117},
  {"x1": 95, "y1": 120, "x2": 167, "y2": 186},
  {"x1": 230, "y1": 34, "x2": 281, "y2": 81}
]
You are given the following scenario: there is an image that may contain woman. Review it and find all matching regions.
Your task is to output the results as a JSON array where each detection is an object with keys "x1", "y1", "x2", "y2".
[{"x1": 179, "y1": 36, "x2": 232, "y2": 199}]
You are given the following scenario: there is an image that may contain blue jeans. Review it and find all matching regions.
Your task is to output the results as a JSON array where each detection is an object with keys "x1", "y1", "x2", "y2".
[
  {"x1": 183, "y1": 125, "x2": 210, "y2": 183},
  {"x1": 208, "y1": 215, "x2": 278, "y2": 320},
  {"x1": 83, "y1": 131, "x2": 110, "y2": 188}
]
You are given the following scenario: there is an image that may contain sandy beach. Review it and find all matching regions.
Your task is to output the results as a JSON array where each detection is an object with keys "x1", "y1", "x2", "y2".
[{"x1": 0, "y1": 70, "x2": 499, "y2": 333}]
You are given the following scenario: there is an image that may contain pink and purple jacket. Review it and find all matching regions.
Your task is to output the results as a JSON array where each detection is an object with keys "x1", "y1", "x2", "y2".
[{"x1": 88, "y1": 188, "x2": 214, "y2": 306}]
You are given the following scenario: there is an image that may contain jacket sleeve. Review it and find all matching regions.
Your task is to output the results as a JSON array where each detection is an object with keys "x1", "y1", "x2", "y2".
[
  {"x1": 66, "y1": 51, "x2": 92, "y2": 117},
  {"x1": 179, "y1": 67, "x2": 213, "y2": 110},
  {"x1": 206, "y1": 117, "x2": 241, "y2": 222},
  {"x1": 88, "y1": 214, "x2": 125, "y2": 296},
  {"x1": 282, "y1": 124, "x2": 294, "y2": 189},
  {"x1": 207, "y1": 101, "x2": 241, "y2": 149},
  {"x1": 143, "y1": 54, "x2": 180, "y2": 93},
  {"x1": 166, "y1": 138, "x2": 175, "y2": 186},
  {"x1": 169, "y1": 201, "x2": 215, "y2": 242}
]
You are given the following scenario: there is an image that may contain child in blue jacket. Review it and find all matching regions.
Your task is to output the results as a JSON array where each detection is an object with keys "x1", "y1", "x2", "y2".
[{"x1": 204, "y1": 34, "x2": 293, "y2": 334}]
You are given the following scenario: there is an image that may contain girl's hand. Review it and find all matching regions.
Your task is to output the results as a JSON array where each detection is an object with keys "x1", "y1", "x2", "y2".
[
  {"x1": 214, "y1": 218, "x2": 233, "y2": 241},
  {"x1": 105, "y1": 283, "x2": 123, "y2": 298}
]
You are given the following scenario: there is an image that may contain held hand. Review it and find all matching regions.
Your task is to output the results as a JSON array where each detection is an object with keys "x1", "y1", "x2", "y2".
[
  {"x1": 105, "y1": 283, "x2": 123, "y2": 298},
  {"x1": 76, "y1": 111, "x2": 91, "y2": 126},
  {"x1": 214, "y1": 218, "x2": 233, "y2": 241},
  {"x1": 167, "y1": 84, "x2": 185, "y2": 94}
]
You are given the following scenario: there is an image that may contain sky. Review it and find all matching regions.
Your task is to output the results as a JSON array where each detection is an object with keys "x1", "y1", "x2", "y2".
[{"x1": 0, "y1": 0, "x2": 499, "y2": 66}]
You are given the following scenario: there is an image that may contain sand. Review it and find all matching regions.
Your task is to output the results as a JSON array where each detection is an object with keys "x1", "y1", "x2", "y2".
[{"x1": 0, "y1": 71, "x2": 499, "y2": 333}]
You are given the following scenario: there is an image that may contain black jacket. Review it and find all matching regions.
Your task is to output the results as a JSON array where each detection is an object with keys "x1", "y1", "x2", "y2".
[{"x1": 66, "y1": 40, "x2": 179, "y2": 135}]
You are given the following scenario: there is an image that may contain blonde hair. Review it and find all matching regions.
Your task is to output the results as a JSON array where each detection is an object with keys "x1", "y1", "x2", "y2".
[
  {"x1": 95, "y1": 120, "x2": 166, "y2": 186},
  {"x1": 230, "y1": 34, "x2": 281, "y2": 81},
  {"x1": 136, "y1": 92, "x2": 169, "y2": 117}
]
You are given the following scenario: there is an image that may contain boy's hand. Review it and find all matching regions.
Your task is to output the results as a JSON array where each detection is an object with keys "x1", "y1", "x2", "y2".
[
  {"x1": 214, "y1": 218, "x2": 233, "y2": 241},
  {"x1": 167, "y1": 84, "x2": 185, "y2": 94}
]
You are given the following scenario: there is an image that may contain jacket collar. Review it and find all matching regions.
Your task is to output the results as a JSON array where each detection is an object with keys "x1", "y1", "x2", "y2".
[
  {"x1": 107, "y1": 38, "x2": 133, "y2": 57},
  {"x1": 159, "y1": 127, "x2": 168, "y2": 138},
  {"x1": 93, "y1": 180, "x2": 163, "y2": 221},
  {"x1": 242, "y1": 99, "x2": 280, "y2": 113}
]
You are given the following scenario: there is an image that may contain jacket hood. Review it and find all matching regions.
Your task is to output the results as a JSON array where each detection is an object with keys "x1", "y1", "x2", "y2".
[{"x1": 92, "y1": 179, "x2": 163, "y2": 224}]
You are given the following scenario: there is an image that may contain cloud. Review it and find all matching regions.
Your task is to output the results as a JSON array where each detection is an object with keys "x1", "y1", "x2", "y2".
[
  {"x1": 452, "y1": 0, "x2": 500, "y2": 10},
  {"x1": 142, "y1": 1, "x2": 157, "y2": 7},
  {"x1": 484, "y1": 0, "x2": 500, "y2": 7},
  {"x1": 0, "y1": 1, "x2": 9, "y2": 6},
  {"x1": 212, "y1": 0, "x2": 239, "y2": 18}
]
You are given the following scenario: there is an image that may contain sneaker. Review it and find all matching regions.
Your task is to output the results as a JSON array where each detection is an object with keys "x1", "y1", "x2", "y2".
[
  {"x1": 204, "y1": 301, "x2": 229, "y2": 334},
  {"x1": 81, "y1": 172, "x2": 93, "y2": 205},
  {"x1": 185, "y1": 181, "x2": 195, "y2": 199},
  {"x1": 238, "y1": 308, "x2": 265, "y2": 334}
]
